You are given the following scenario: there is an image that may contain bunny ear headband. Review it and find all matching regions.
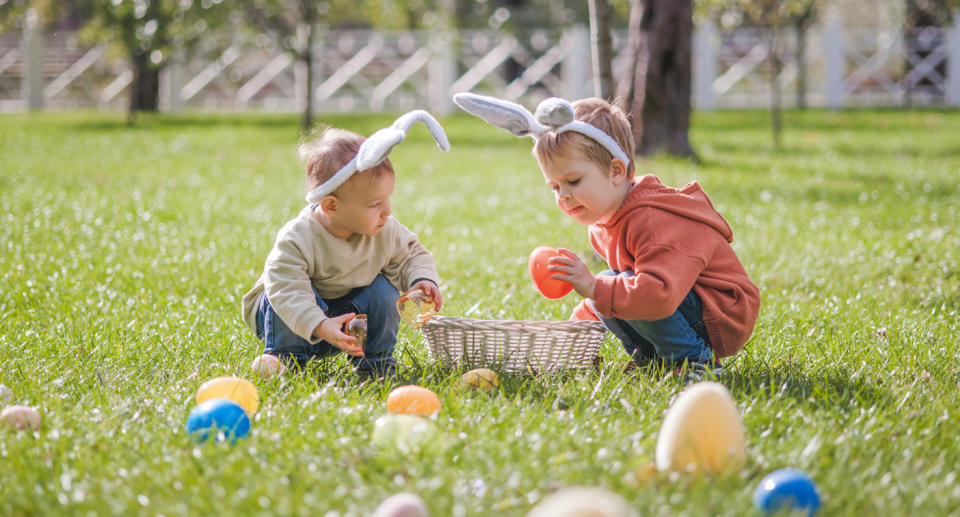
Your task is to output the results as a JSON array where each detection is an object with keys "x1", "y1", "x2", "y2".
[
  {"x1": 452, "y1": 93, "x2": 630, "y2": 167},
  {"x1": 305, "y1": 110, "x2": 451, "y2": 204}
]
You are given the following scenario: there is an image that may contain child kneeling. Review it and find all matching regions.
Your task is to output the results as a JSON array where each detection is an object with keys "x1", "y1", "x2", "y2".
[{"x1": 241, "y1": 116, "x2": 446, "y2": 377}]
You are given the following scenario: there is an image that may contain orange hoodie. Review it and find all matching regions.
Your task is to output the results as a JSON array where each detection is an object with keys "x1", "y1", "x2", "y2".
[{"x1": 572, "y1": 175, "x2": 760, "y2": 358}]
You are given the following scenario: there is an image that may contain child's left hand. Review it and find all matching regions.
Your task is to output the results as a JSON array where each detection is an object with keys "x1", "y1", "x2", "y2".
[
  {"x1": 548, "y1": 248, "x2": 596, "y2": 299},
  {"x1": 409, "y1": 280, "x2": 443, "y2": 311}
]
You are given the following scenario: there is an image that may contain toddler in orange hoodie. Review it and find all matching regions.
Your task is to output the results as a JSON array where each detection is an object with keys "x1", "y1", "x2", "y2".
[{"x1": 454, "y1": 93, "x2": 760, "y2": 373}]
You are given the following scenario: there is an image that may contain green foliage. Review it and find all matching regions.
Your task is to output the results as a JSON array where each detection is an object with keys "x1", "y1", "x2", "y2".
[
  {"x1": 1, "y1": 109, "x2": 959, "y2": 515},
  {"x1": 0, "y1": 0, "x2": 58, "y2": 33},
  {"x1": 697, "y1": 0, "x2": 819, "y2": 29},
  {"x1": 74, "y1": 0, "x2": 230, "y2": 67}
]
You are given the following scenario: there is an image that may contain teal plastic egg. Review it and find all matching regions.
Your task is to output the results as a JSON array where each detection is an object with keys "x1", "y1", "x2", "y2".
[
  {"x1": 185, "y1": 398, "x2": 251, "y2": 444},
  {"x1": 754, "y1": 469, "x2": 821, "y2": 516}
]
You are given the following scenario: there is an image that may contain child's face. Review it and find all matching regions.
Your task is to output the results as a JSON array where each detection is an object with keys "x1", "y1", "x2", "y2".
[
  {"x1": 539, "y1": 153, "x2": 626, "y2": 226},
  {"x1": 328, "y1": 171, "x2": 395, "y2": 237}
]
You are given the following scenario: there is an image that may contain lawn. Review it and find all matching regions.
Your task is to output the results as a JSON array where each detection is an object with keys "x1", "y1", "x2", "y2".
[{"x1": 1, "y1": 108, "x2": 958, "y2": 516}]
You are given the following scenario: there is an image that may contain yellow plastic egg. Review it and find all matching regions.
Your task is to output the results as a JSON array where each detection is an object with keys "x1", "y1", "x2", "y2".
[
  {"x1": 386, "y1": 385, "x2": 441, "y2": 416},
  {"x1": 196, "y1": 376, "x2": 259, "y2": 417},
  {"x1": 459, "y1": 368, "x2": 499, "y2": 394},
  {"x1": 655, "y1": 381, "x2": 745, "y2": 474},
  {"x1": 0, "y1": 405, "x2": 42, "y2": 431}
]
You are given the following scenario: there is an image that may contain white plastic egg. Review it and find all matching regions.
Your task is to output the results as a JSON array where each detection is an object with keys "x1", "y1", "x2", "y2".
[
  {"x1": 525, "y1": 486, "x2": 637, "y2": 517},
  {"x1": 655, "y1": 381, "x2": 745, "y2": 474},
  {"x1": 371, "y1": 492, "x2": 429, "y2": 517}
]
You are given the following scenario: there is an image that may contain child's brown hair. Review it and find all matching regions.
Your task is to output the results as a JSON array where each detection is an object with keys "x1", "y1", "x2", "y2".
[
  {"x1": 298, "y1": 126, "x2": 394, "y2": 195},
  {"x1": 533, "y1": 98, "x2": 635, "y2": 176}
]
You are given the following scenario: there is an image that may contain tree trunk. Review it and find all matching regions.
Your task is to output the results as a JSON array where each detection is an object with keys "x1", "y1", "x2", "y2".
[
  {"x1": 616, "y1": 0, "x2": 643, "y2": 113},
  {"x1": 300, "y1": 0, "x2": 316, "y2": 130},
  {"x1": 618, "y1": 0, "x2": 696, "y2": 158},
  {"x1": 770, "y1": 28, "x2": 782, "y2": 150},
  {"x1": 452, "y1": 0, "x2": 472, "y2": 28},
  {"x1": 129, "y1": 48, "x2": 160, "y2": 122},
  {"x1": 794, "y1": 18, "x2": 807, "y2": 110},
  {"x1": 301, "y1": 24, "x2": 315, "y2": 130},
  {"x1": 589, "y1": 0, "x2": 614, "y2": 100}
]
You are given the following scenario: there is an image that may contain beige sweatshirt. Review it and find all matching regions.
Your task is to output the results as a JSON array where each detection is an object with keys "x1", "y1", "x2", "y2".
[{"x1": 241, "y1": 205, "x2": 440, "y2": 342}]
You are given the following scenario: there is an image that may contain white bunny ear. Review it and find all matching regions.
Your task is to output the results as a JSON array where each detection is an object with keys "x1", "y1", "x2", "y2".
[
  {"x1": 356, "y1": 127, "x2": 405, "y2": 171},
  {"x1": 536, "y1": 97, "x2": 631, "y2": 167},
  {"x1": 453, "y1": 91, "x2": 632, "y2": 169},
  {"x1": 534, "y1": 97, "x2": 575, "y2": 129},
  {"x1": 390, "y1": 110, "x2": 451, "y2": 151},
  {"x1": 306, "y1": 109, "x2": 449, "y2": 203},
  {"x1": 356, "y1": 110, "x2": 451, "y2": 171},
  {"x1": 453, "y1": 92, "x2": 547, "y2": 138}
]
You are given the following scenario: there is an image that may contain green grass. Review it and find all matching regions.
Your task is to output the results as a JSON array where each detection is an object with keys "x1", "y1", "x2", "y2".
[{"x1": 1, "y1": 108, "x2": 958, "y2": 516}]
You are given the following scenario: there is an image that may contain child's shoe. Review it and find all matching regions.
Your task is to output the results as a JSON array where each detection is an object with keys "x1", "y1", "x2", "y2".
[{"x1": 357, "y1": 360, "x2": 397, "y2": 381}]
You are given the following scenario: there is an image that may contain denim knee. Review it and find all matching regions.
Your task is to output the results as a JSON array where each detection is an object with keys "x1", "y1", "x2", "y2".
[
  {"x1": 345, "y1": 275, "x2": 400, "y2": 369},
  {"x1": 589, "y1": 278, "x2": 713, "y2": 363},
  {"x1": 256, "y1": 292, "x2": 337, "y2": 368}
]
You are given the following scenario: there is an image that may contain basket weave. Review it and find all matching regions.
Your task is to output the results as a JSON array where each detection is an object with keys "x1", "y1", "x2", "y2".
[{"x1": 419, "y1": 315, "x2": 607, "y2": 374}]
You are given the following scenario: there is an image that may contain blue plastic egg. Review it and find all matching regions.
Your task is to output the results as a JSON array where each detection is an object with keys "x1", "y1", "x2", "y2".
[
  {"x1": 185, "y1": 398, "x2": 251, "y2": 443},
  {"x1": 753, "y1": 469, "x2": 821, "y2": 516}
]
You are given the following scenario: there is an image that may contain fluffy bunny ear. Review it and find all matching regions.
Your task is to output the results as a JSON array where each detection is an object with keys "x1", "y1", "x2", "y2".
[
  {"x1": 536, "y1": 97, "x2": 631, "y2": 167},
  {"x1": 357, "y1": 110, "x2": 450, "y2": 171},
  {"x1": 534, "y1": 97, "x2": 575, "y2": 129},
  {"x1": 306, "y1": 109, "x2": 449, "y2": 203},
  {"x1": 453, "y1": 91, "x2": 632, "y2": 169},
  {"x1": 390, "y1": 110, "x2": 451, "y2": 151},
  {"x1": 453, "y1": 92, "x2": 547, "y2": 138}
]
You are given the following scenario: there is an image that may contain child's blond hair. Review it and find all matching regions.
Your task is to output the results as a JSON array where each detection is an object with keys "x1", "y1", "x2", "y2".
[
  {"x1": 533, "y1": 98, "x2": 635, "y2": 177},
  {"x1": 298, "y1": 126, "x2": 394, "y2": 194}
]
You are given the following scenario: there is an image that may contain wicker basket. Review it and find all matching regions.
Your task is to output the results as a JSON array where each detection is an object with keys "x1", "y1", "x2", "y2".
[{"x1": 419, "y1": 315, "x2": 607, "y2": 374}]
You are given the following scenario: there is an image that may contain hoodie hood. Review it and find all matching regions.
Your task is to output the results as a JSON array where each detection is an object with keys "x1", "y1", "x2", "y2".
[{"x1": 600, "y1": 175, "x2": 733, "y2": 242}]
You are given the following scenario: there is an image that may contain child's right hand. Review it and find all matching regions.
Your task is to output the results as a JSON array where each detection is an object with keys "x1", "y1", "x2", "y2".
[{"x1": 313, "y1": 314, "x2": 364, "y2": 357}]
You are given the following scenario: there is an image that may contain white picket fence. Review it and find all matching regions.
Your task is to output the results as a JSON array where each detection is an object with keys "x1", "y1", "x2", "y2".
[{"x1": 2, "y1": 18, "x2": 960, "y2": 114}]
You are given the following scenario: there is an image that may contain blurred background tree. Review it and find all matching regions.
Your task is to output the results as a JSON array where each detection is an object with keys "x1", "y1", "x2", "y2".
[
  {"x1": 69, "y1": 0, "x2": 231, "y2": 123},
  {"x1": 0, "y1": 0, "x2": 58, "y2": 33},
  {"x1": 699, "y1": 0, "x2": 821, "y2": 150},
  {"x1": 589, "y1": 0, "x2": 615, "y2": 100},
  {"x1": 4, "y1": 0, "x2": 959, "y2": 139},
  {"x1": 617, "y1": 0, "x2": 698, "y2": 159},
  {"x1": 241, "y1": 0, "x2": 333, "y2": 130}
]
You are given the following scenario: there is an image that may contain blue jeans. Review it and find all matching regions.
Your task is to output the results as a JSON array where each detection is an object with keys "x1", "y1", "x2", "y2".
[
  {"x1": 255, "y1": 274, "x2": 400, "y2": 373},
  {"x1": 590, "y1": 269, "x2": 714, "y2": 364}
]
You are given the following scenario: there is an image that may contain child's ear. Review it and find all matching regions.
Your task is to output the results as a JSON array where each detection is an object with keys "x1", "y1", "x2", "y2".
[
  {"x1": 610, "y1": 158, "x2": 630, "y2": 184},
  {"x1": 319, "y1": 195, "x2": 338, "y2": 214}
]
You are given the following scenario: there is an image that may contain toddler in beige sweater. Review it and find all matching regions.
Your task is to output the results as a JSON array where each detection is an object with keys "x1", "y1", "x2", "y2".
[{"x1": 242, "y1": 112, "x2": 448, "y2": 377}]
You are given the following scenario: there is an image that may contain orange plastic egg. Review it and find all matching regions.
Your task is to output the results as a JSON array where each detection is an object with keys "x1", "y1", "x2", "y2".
[
  {"x1": 528, "y1": 246, "x2": 574, "y2": 299},
  {"x1": 386, "y1": 385, "x2": 441, "y2": 416},
  {"x1": 196, "y1": 376, "x2": 259, "y2": 417}
]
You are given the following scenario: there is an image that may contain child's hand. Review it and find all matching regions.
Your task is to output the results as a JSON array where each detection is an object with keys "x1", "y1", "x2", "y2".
[
  {"x1": 313, "y1": 314, "x2": 364, "y2": 357},
  {"x1": 548, "y1": 248, "x2": 597, "y2": 299},
  {"x1": 408, "y1": 280, "x2": 443, "y2": 311}
]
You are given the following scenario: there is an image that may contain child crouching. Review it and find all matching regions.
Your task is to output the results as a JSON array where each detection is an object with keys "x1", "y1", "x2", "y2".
[
  {"x1": 241, "y1": 113, "x2": 448, "y2": 378},
  {"x1": 455, "y1": 93, "x2": 760, "y2": 374}
]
